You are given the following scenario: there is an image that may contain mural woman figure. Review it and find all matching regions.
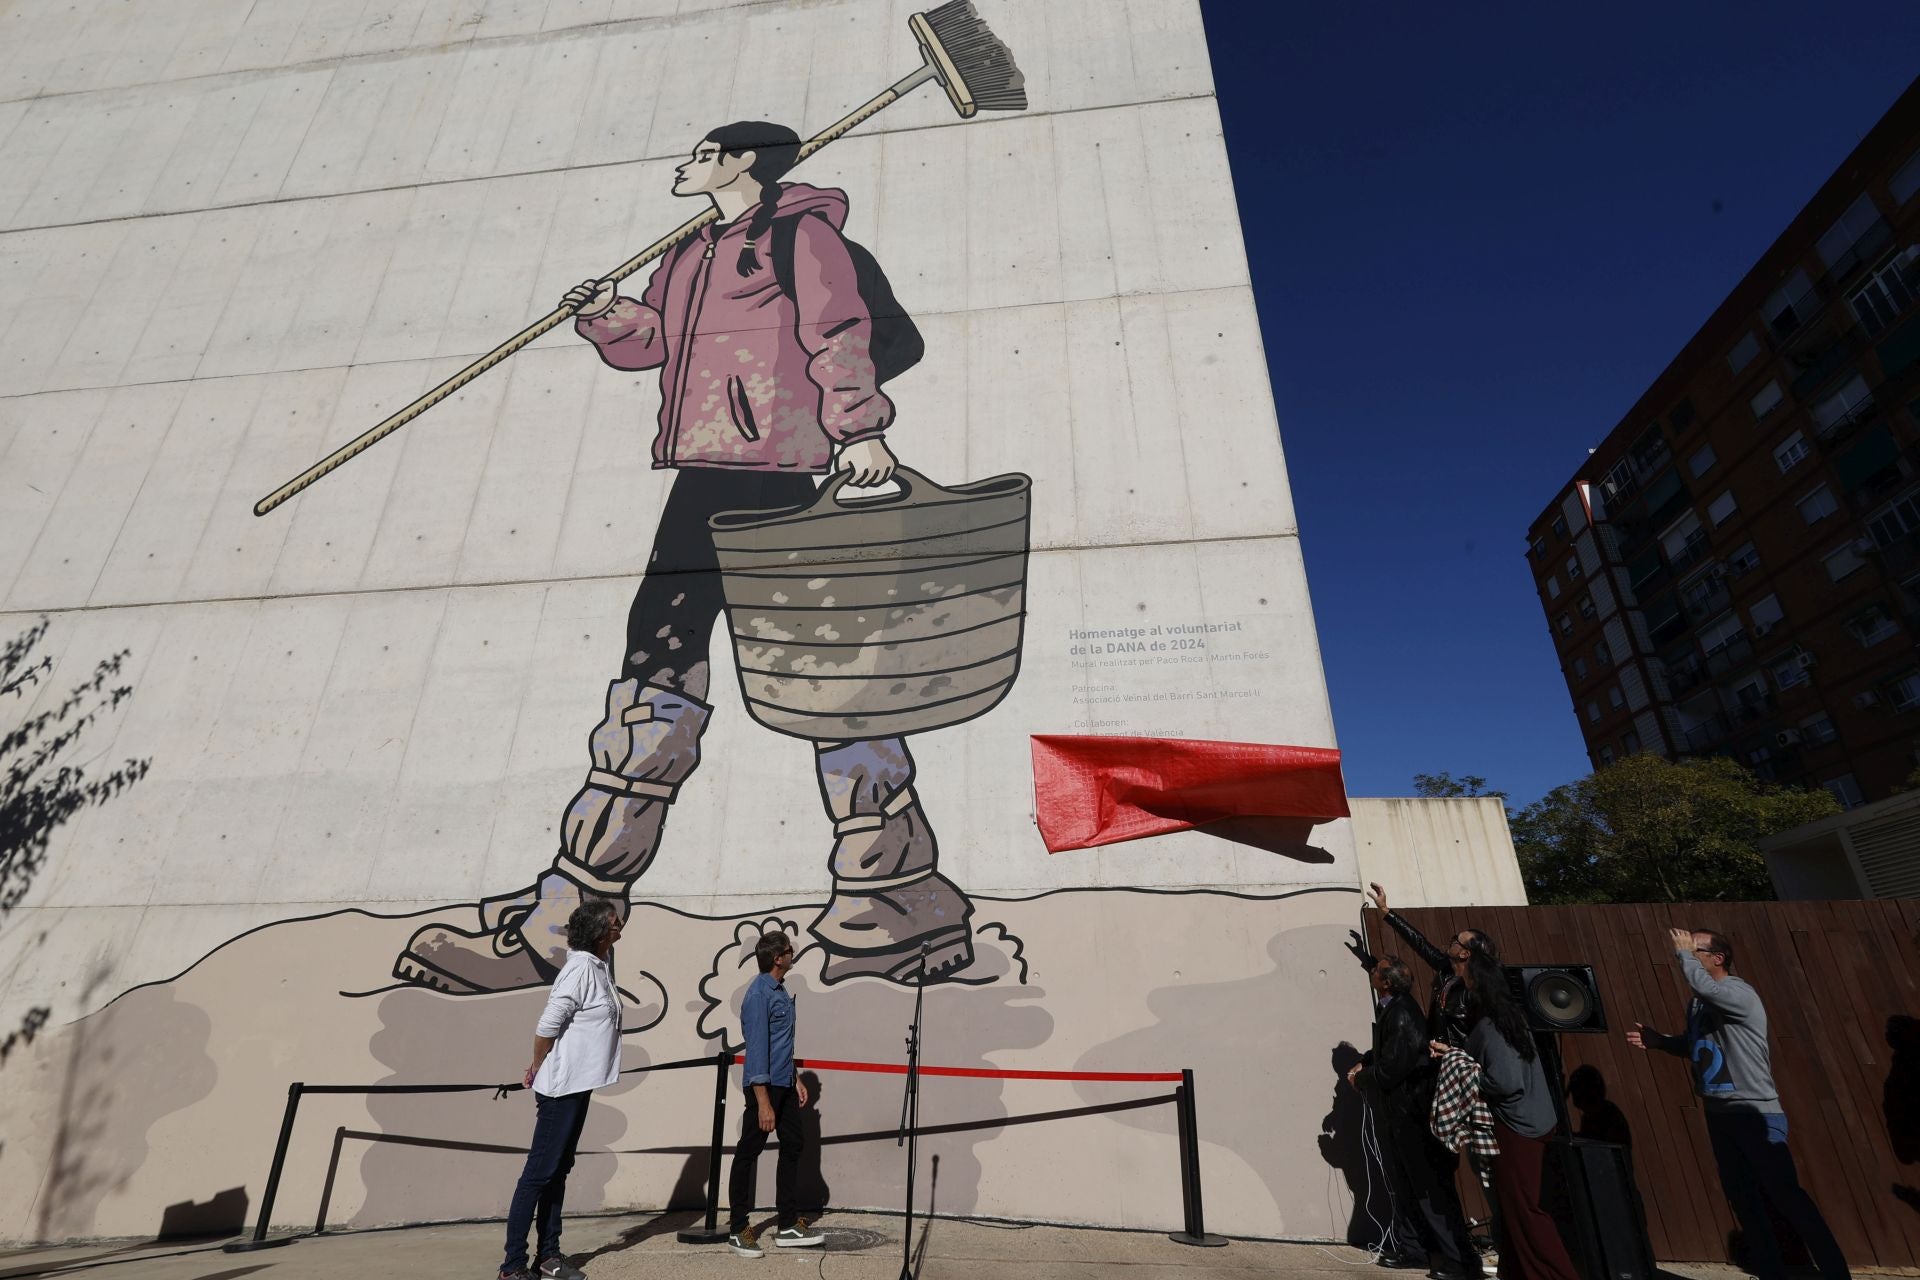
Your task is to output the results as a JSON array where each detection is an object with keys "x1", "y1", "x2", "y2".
[{"x1": 397, "y1": 122, "x2": 975, "y2": 993}]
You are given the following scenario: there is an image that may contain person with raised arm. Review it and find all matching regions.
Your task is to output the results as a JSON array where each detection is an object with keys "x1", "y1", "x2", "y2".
[{"x1": 1627, "y1": 928, "x2": 1849, "y2": 1280}]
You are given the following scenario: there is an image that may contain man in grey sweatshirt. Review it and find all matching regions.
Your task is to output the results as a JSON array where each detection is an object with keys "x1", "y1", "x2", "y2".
[{"x1": 1627, "y1": 927, "x2": 1849, "y2": 1280}]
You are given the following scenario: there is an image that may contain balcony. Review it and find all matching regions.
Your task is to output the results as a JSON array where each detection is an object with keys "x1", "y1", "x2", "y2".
[
  {"x1": 1704, "y1": 632, "x2": 1755, "y2": 679},
  {"x1": 1681, "y1": 577, "x2": 1731, "y2": 621},
  {"x1": 1667, "y1": 537, "x2": 1711, "y2": 576},
  {"x1": 1667, "y1": 657, "x2": 1707, "y2": 696},
  {"x1": 1683, "y1": 713, "x2": 1734, "y2": 752},
  {"x1": 1813, "y1": 394, "x2": 1878, "y2": 443},
  {"x1": 1789, "y1": 328, "x2": 1860, "y2": 401}
]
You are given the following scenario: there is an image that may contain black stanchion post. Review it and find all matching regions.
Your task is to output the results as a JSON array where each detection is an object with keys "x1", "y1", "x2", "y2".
[
  {"x1": 224, "y1": 1082, "x2": 305, "y2": 1252},
  {"x1": 1167, "y1": 1068, "x2": 1226, "y2": 1247},
  {"x1": 677, "y1": 1048, "x2": 733, "y2": 1244}
]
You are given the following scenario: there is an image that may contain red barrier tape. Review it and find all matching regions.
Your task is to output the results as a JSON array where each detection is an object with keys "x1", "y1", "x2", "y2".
[{"x1": 729, "y1": 1054, "x2": 1181, "y2": 1083}]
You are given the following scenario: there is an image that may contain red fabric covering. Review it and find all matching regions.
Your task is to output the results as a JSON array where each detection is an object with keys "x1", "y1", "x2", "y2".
[{"x1": 1029, "y1": 734, "x2": 1350, "y2": 853}]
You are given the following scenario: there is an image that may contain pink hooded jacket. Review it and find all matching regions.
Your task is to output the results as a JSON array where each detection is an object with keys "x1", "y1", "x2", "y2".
[{"x1": 575, "y1": 182, "x2": 892, "y2": 473}]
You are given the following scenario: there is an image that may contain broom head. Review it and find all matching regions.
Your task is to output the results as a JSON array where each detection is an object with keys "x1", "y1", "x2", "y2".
[{"x1": 909, "y1": 0, "x2": 1028, "y2": 118}]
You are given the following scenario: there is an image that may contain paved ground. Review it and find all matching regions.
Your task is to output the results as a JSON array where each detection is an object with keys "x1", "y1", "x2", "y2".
[{"x1": 0, "y1": 1212, "x2": 1780, "y2": 1280}]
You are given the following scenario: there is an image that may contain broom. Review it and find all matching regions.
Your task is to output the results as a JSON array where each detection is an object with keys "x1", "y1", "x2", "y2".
[{"x1": 252, "y1": 0, "x2": 1026, "y2": 517}]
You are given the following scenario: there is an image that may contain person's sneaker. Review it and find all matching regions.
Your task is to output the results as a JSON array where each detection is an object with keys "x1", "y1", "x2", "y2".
[
  {"x1": 499, "y1": 1269, "x2": 534, "y2": 1280},
  {"x1": 773, "y1": 1219, "x2": 825, "y2": 1248},
  {"x1": 537, "y1": 1257, "x2": 586, "y2": 1280},
  {"x1": 728, "y1": 1228, "x2": 763, "y2": 1259}
]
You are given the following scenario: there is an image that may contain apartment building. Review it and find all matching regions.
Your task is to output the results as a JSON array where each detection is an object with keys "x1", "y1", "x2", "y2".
[{"x1": 1528, "y1": 78, "x2": 1920, "y2": 807}]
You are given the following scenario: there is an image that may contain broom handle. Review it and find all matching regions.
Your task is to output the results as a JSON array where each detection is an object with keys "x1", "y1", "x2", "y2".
[{"x1": 253, "y1": 62, "x2": 939, "y2": 517}]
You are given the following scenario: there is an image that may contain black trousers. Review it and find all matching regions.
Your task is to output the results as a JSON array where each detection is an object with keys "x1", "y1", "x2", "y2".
[
  {"x1": 1380, "y1": 1111, "x2": 1479, "y2": 1268},
  {"x1": 502, "y1": 1090, "x2": 592, "y2": 1272},
  {"x1": 623, "y1": 469, "x2": 818, "y2": 689},
  {"x1": 728, "y1": 1084, "x2": 804, "y2": 1232}
]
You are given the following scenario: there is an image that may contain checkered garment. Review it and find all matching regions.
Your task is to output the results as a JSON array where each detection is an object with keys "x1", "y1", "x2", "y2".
[{"x1": 1429, "y1": 1046, "x2": 1500, "y2": 1157}]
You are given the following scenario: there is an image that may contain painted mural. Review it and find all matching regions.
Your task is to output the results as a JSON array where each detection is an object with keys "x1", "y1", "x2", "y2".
[{"x1": 0, "y1": 0, "x2": 1367, "y2": 1250}]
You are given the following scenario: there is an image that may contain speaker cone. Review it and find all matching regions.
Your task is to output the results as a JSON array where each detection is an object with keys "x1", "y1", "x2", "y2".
[{"x1": 1529, "y1": 970, "x2": 1593, "y2": 1029}]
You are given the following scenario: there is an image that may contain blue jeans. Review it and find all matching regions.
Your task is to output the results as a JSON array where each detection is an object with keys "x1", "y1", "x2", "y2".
[
  {"x1": 502, "y1": 1090, "x2": 593, "y2": 1274},
  {"x1": 1704, "y1": 1111, "x2": 1849, "y2": 1280}
]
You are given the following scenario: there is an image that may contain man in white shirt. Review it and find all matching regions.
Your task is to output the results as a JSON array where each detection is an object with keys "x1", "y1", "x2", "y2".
[{"x1": 500, "y1": 900, "x2": 625, "y2": 1280}]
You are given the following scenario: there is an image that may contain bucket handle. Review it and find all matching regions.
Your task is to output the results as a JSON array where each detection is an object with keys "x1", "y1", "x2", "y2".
[{"x1": 807, "y1": 463, "x2": 948, "y2": 514}]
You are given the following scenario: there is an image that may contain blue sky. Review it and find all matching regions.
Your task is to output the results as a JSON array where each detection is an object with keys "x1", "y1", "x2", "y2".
[{"x1": 1201, "y1": 2, "x2": 1920, "y2": 806}]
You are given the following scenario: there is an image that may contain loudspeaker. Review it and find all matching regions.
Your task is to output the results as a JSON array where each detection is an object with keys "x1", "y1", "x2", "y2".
[
  {"x1": 1546, "y1": 1138, "x2": 1655, "y2": 1280},
  {"x1": 1505, "y1": 963, "x2": 1607, "y2": 1033}
]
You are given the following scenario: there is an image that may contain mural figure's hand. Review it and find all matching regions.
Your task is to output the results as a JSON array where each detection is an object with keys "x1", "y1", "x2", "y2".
[
  {"x1": 837, "y1": 438, "x2": 898, "y2": 487},
  {"x1": 796, "y1": 1077, "x2": 810, "y2": 1108},
  {"x1": 1626, "y1": 1022, "x2": 1649, "y2": 1050},
  {"x1": 1365, "y1": 882, "x2": 1388, "y2": 912},
  {"x1": 758, "y1": 1100, "x2": 777, "y2": 1133},
  {"x1": 562, "y1": 278, "x2": 618, "y2": 319}
]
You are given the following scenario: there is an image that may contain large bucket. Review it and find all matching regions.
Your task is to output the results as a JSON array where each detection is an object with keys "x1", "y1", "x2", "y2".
[{"x1": 711, "y1": 466, "x2": 1032, "y2": 741}]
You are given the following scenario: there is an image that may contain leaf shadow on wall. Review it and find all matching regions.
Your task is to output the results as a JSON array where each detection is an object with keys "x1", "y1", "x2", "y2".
[{"x1": 30, "y1": 977, "x2": 219, "y2": 1242}]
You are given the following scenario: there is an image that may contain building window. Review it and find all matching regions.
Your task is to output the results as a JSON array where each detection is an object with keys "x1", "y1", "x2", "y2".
[
  {"x1": 1698, "y1": 612, "x2": 1743, "y2": 655},
  {"x1": 1869, "y1": 490, "x2": 1920, "y2": 546},
  {"x1": 1728, "y1": 542, "x2": 1761, "y2": 576},
  {"x1": 1774, "y1": 431, "x2": 1809, "y2": 472},
  {"x1": 1847, "y1": 604, "x2": 1899, "y2": 646},
  {"x1": 1546, "y1": 575, "x2": 1562, "y2": 600},
  {"x1": 1892, "y1": 672, "x2": 1920, "y2": 712},
  {"x1": 1586, "y1": 701, "x2": 1601, "y2": 723},
  {"x1": 1552, "y1": 515, "x2": 1569, "y2": 540},
  {"x1": 1823, "y1": 773, "x2": 1866, "y2": 809},
  {"x1": 1817, "y1": 193, "x2": 1886, "y2": 271},
  {"x1": 1621, "y1": 730, "x2": 1641, "y2": 754},
  {"x1": 1530, "y1": 535, "x2": 1547, "y2": 559},
  {"x1": 1598, "y1": 744, "x2": 1616, "y2": 767},
  {"x1": 1749, "y1": 594, "x2": 1785, "y2": 634},
  {"x1": 1750, "y1": 380, "x2": 1784, "y2": 420},
  {"x1": 1763, "y1": 270, "x2": 1818, "y2": 339},
  {"x1": 1578, "y1": 595, "x2": 1597, "y2": 620},
  {"x1": 1688, "y1": 444, "x2": 1717, "y2": 478},
  {"x1": 1850, "y1": 247, "x2": 1919, "y2": 337},
  {"x1": 1773, "y1": 652, "x2": 1810, "y2": 689},
  {"x1": 1895, "y1": 148, "x2": 1920, "y2": 205},
  {"x1": 1727, "y1": 332, "x2": 1762, "y2": 374},
  {"x1": 1708, "y1": 490, "x2": 1739, "y2": 526},
  {"x1": 1824, "y1": 543, "x2": 1867, "y2": 581},
  {"x1": 1812, "y1": 374, "x2": 1873, "y2": 434},
  {"x1": 1608, "y1": 685, "x2": 1625, "y2": 709},
  {"x1": 1566, "y1": 553, "x2": 1583, "y2": 581},
  {"x1": 1801, "y1": 713, "x2": 1837, "y2": 744},
  {"x1": 1797, "y1": 485, "x2": 1839, "y2": 524},
  {"x1": 1572, "y1": 655, "x2": 1589, "y2": 680},
  {"x1": 1557, "y1": 613, "x2": 1573, "y2": 636}
]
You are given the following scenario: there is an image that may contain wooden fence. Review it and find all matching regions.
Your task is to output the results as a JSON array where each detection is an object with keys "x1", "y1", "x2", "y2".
[{"x1": 1362, "y1": 900, "x2": 1920, "y2": 1268}]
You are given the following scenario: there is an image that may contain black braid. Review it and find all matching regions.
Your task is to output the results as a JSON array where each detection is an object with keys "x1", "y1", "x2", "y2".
[
  {"x1": 737, "y1": 178, "x2": 782, "y2": 277},
  {"x1": 700, "y1": 121, "x2": 803, "y2": 278}
]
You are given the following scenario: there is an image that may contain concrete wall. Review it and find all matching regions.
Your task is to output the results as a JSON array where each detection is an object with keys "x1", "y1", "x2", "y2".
[
  {"x1": 1348, "y1": 797, "x2": 1527, "y2": 908},
  {"x1": 0, "y1": 0, "x2": 1369, "y2": 1246}
]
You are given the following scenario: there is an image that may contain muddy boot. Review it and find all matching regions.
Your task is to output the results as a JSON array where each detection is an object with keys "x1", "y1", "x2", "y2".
[
  {"x1": 394, "y1": 681, "x2": 710, "y2": 994},
  {"x1": 808, "y1": 738, "x2": 974, "y2": 984}
]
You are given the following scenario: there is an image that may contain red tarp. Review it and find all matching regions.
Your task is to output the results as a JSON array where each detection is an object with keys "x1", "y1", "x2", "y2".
[{"x1": 1029, "y1": 734, "x2": 1350, "y2": 853}]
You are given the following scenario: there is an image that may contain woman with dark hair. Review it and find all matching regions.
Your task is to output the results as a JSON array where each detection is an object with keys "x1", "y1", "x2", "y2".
[
  {"x1": 1367, "y1": 882, "x2": 1496, "y2": 1047},
  {"x1": 399, "y1": 119, "x2": 976, "y2": 995},
  {"x1": 500, "y1": 899, "x2": 624, "y2": 1280},
  {"x1": 1431, "y1": 953, "x2": 1579, "y2": 1280}
]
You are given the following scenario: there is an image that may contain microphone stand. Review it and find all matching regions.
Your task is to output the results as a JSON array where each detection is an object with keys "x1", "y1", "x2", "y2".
[{"x1": 897, "y1": 942, "x2": 930, "y2": 1280}]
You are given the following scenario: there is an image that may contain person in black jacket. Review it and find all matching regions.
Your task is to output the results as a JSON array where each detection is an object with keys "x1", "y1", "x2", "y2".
[
  {"x1": 1363, "y1": 883, "x2": 1500, "y2": 1268},
  {"x1": 1352, "y1": 956, "x2": 1484, "y2": 1279}
]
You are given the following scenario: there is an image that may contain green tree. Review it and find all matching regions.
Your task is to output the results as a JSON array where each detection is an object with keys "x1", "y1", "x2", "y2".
[
  {"x1": 1508, "y1": 754, "x2": 1839, "y2": 904},
  {"x1": 1412, "y1": 771, "x2": 1506, "y2": 799}
]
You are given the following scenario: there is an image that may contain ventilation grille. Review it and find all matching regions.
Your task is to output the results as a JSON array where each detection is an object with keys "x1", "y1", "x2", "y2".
[{"x1": 1852, "y1": 812, "x2": 1920, "y2": 898}]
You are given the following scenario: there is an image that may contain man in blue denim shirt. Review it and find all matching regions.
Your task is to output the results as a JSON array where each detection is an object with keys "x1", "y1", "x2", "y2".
[{"x1": 727, "y1": 930, "x2": 823, "y2": 1257}]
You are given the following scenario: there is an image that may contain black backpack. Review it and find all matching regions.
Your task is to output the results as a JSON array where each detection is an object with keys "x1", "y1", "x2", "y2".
[{"x1": 771, "y1": 213, "x2": 924, "y2": 386}]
